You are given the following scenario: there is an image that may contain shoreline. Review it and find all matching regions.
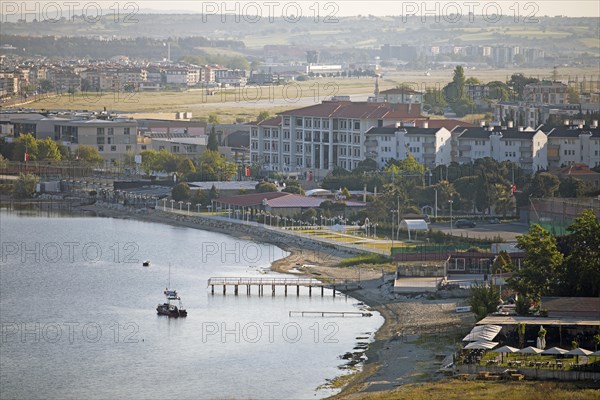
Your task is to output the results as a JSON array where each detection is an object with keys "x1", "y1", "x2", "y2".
[{"x1": 5, "y1": 203, "x2": 475, "y2": 398}]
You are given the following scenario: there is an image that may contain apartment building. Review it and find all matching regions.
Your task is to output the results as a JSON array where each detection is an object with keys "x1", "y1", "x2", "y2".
[
  {"x1": 364, "y1": 122, "x2": 452, "y2": 169},
  {"x1": 249, "y1": 100, "x2": 423, "y2": 175},
  {"x1": 456, "y1": 125, "x2": 548, "y2": 172},
  {"x1": 379, "y1": 88, "x2": 424, "y2": 104},
  {"x1": 523, "y1": 81, "x2": 569, "y2": 104},
  {"x1": 547, "y1": 123, "x2": 600, "y2": 169}
]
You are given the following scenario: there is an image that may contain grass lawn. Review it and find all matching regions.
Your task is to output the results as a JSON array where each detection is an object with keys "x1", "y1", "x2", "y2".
[{"x1": 348, "y1": 380, "x2": 600, "y2": 400}]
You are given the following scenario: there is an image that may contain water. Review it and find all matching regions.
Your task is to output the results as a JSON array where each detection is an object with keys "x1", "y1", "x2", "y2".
[{"x1": 0, "y1": 211, "x2": 383, "y2": 399}]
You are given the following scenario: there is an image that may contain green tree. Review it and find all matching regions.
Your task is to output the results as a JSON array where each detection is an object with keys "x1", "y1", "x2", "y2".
[
  {"x1": 557, "y1": 210, "x2": 600, "y2": 297},
  {"x1": 178, "y1": 158, "x2": 196, "y2": 176},
  {"x1": 282, "y1": 184, "x2": 304, "y2": 195},
  {"x1": 257, "y1": 111, "x2": 270, "y2": 121},
  {"x1": 341, "y1": 187, "x2": 351, "y2": 200},
  {"x1": 558, "y1": 176, "x2": 592, "y2": 197},
  {"x1": 38, "y1": 138, "x2": 62, "y2": 161},
  {"x1": 508, "y1": 73, "x2": 539, "y2": 100},
  {"x1": 256, "y1": 181, "x2": 278, "y2": 193},
  {"x1": 191, "y1": 189, "x2": 208, "y2": 207},
  {"x1": 510, "y1": 224, "x2": 564, "y2": 303},
  {"x1": 76, "y1": 145, "x2": 103, "y2": 164},
  {"x1": 208, "y1": 184, "x2": 219, "y2": 200},
  {"x1": 492, "y1": 251, "x2": 514, "y2": 273},
  {"x1": 13, "y1": 134, "x2": 39, "y2": 162},
  {"x1": 208, "y1": 113, "x2": 220, "y2": 124},
  {"x1": 171, "y1": 182, "x2": 191, "y2": 202},
  {"x1": 207, "y1": 126, "x2": 219, "y2": 151},
  {"x1": 468, "y1": 282, "x2": 501, "y2": 321},
  {"x1": 198, "y1": 150, "x2": 237, "y2": 181},
  {"x1": 567, "y1": 86, "x2": 580, "y2": 103},
  {"x1": 525, "y1": 172, "x2": 560, "y2": 198},
  {"x1": 13, "y1": 173, "x2": 38, "y2": 198}
]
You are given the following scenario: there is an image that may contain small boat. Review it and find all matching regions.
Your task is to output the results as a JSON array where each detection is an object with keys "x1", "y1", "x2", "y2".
[
  {"x1": 156, "y1": 264, "x2": 187, "y2": 317},
  {"x1": 157, "y1": 288, "x2": 187, "y2": 318},
  {"x1": 143, "y1": 261, "x2": 150, "y2": 267}
]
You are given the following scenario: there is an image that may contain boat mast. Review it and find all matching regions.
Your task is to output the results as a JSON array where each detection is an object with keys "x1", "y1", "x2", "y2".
[{"x1": 168, "y1": 263, "x2": 171, "y2": 288}]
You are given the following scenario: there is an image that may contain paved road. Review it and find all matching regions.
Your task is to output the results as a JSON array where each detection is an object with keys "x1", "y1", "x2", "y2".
[{"x1": 429, "y1": 221, "x2": 529, "y2": 242}]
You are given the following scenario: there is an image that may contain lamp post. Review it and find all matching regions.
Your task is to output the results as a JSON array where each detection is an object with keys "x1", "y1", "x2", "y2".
[
  {"x1": 170, "y1": 199, "x2": 174, "y2": 211},
  {"x1": 448, "y1": 200, "x2": 454, "y2": 236},
  {"x1": 186, "y1": 202, "x2": 191, "y2": 215},
  {"x1": 162, "y1": 199, "x2": 167, "y2": 211},
  {"x1": 434, "y1": 188, "x2": 438, "y2": 218},
  {"x1": 391, "y1": 210, "x2": 398, "y2": 250},
  {"x1": 178, "y1": 201, "x2": 183, "y2": 211},
  {"x1": 197, "y1": 203, "x2": 201, "y2": 213}
]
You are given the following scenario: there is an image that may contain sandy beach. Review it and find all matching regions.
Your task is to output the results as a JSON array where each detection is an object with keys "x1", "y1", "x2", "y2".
[{"x1": 77, "y1": 204, "x2": 476, "y2": 398}]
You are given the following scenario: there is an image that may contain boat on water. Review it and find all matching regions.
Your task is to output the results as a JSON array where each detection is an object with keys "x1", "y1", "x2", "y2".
[
  {"x1": 143, "y1": 260, "x2": 150, "y2": 267},
  {"x1": 156, "y1": 264, "x2": 187, "y2": 317},
  {"x1": 157, "y1": 288, "x2": 187, "y2": 317}
]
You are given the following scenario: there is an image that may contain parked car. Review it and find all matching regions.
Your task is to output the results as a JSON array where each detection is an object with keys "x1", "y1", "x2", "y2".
[
  {"x1": 455, "y1": 219, "x2": 476, "y2": 228},
  {"x1": 489, "y1": 218, "x2": 501, "y2": 224},
  {"x1": 421, "y1": 214, "x2": 431, "y2": 224}
]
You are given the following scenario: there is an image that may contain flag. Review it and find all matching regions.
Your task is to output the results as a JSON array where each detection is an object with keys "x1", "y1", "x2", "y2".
[
  {"x1": 245, "y1": 166, "x2": 250, "y2": 177},
  {"x1": 24, "y1": 151, "x2": 29, "y2": 162},
  {"x1": 511, "y1": 183, "x2": 517, "y2": 194}
]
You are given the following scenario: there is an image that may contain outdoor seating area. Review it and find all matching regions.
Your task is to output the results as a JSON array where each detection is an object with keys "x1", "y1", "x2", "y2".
[{"x1": 458, "y1": 324, "x2": 600, "y2": 373}]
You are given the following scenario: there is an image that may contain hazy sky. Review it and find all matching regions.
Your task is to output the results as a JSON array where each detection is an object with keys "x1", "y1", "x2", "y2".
[{"x1": 21, "y1": 1, "x2": 600, "y2": 18}]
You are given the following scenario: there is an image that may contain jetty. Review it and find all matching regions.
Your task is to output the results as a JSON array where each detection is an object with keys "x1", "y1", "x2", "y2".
[
  {"x1": 289, "y1": 311, "x2": 372, "y2": 317},
  {"x1": 207, "y1": 277, "x2": 361, "y2": 296}
]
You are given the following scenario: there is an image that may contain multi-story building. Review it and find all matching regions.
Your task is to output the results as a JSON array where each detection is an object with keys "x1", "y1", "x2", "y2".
[
  {"x1": 250, "y1": 99, "x2": 423, "y2": 174},
  {"x1": 547, "y1": 123, "x2": 600, "y2": 169},
  {"x1": 364, "y1": 122, "x2": 452, "y2": 169},
  {"x1": 379, "y1": 88, "x2": 424, "y2": 104},
  {"x1": 456, "y1": 125, "x2": 548, "y2": 172},
  {"x1": 0, "y1": 73, "x2": 19, "y2": 97},
  {"x1": 523, "y1": 81, "x2": 569, "y2": 104}
]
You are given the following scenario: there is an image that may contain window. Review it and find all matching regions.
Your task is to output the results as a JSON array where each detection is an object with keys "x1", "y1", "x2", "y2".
[
  {"x1": 354, "y1": 121, "x2": 360, "y2": 130},
  {"x1": 98, "y1": 145, "x2": 104, "y2": 152},
  {"x1": 284, "y1": 118, "x2": 290, "y2": 126},
  {"x1": 125, "y1": 145, "x2": 131, "y2": 151},
  {"x1": 97, "y1": 137, "x2": 104, "y2": 145},
  {"x1": 295, "y1": 118, "x2": 302, "y2": 126},
  {"x1": 172, "y1": 146, "x2": 180, "y2": 153},
  {"x1": 251, "y1": 129, "x2": 258, "y2": 138},
  {"x1": 251, "y1": 141, "x2": 258, "y2": 150},
  {"x1": 124, "y1": 127, "x2": 130, "y2": 135},
  {"x1": 283, "y1": 143, "x2": 290, "y2": 152},
  {"x1": 107, "y1": 137, "x2": 112, "y2": 144},
  {"x1": 322, "y1": 120, "x2": 329, "y2": 129},
  {"x1": 141, "y1": 145, "x2": 147, "y2": 150},
  {"x1": 295, "y1": 131, "x2": 303, "y2": 140},
  {"x1": 283, "y1": 130, "x2": 290, "y2": 139},
  {"x1": 108, "y1": 128, "x2": 114, "y2": 135},
  {"x1": 97, "y1": 128, "x2": 105, "y2": 135}
]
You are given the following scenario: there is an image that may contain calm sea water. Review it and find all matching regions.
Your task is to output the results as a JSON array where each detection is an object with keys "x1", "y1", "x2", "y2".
[{"x1": 0, "y1": 210, "x2": 383, "y2": 400}]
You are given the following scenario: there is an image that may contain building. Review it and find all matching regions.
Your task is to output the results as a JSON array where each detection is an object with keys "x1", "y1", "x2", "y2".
[
  {"x1": 364, "y1": 122, "x2": 452, "y2": 169},
  {"x1": 379, "y1": 87, "x2": 424, "y2": 104},
  {"x1": 249, "y1": 99, "x2": 423, "y2": 175},
  {"x1": 524, "y1": 81, "x2": 569, "y2": 104},
  {"x1": 456, "y1": 125, "x2": 548, "y2": 172},
  {"x1": 547, "y1": 123, "x2": 600, "y2": 169}
]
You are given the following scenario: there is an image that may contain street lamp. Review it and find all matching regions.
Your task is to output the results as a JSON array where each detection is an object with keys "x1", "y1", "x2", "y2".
[
  {"x1": 178, "y1": 201, "x2": 183, "y2": 211},
  {"x1": 197, "y1": 203, "x2": 202, "y2": 213},
  {"x1": 170, "y1": 199, "x2": 174, "y2": 211},
  {"x1": 162, "y1": 199, "x2": 167, "y2": 211},
  {"x1": 391, "y1": 210, "x2": 398, "y2": 249},
  {"x1": 186, "y1": 202, "x2": 191, "y2": 215},
  {"x1": 448, "y1": 200, "x2": 454, "y2": 235}
]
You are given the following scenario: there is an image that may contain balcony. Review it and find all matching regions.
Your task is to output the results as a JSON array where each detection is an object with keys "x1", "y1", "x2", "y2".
[
  {"x1": 458, "y1": 144, "x2": 471, "y2": 151},
  {"x1": 423, "y1": 142, "x2": 435, "y2": 150},
  {"x1": 519, "y1": 145, "x2": 532, "y2": 152}
]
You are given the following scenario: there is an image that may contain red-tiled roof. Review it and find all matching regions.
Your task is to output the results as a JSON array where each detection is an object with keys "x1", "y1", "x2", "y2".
[
  {"x1": 216, "y1": 191, "x2": 288, "y2": 207},
  {"x1": 557, "y1": 164, "x2": 600, "y2": 176},
  {"x1": 279, "y1": 101, "x2": 422, "y2": 119}
]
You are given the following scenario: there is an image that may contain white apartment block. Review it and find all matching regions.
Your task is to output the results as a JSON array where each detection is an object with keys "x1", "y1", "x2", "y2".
[
  {"x1": 547, "y1": 124, "x2": 600, "y2": 169},
  {"x1": 364, "y1": 123, "x2": 452, "y2": 169},
  {"x1": 249, "y1": 100, "x2": 423, "y2": 174},
  {"x1": 456, "y1": 126, "x2": 548, "y2": 172}
]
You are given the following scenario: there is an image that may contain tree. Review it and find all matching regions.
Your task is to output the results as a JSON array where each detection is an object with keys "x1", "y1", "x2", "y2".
[
  {"x1": 13, "y1": 134, "x2": 38, "y2": 162},
  {"x1": 13, "y1": 173, "x2": 38, "y2": 198},
  {"x1": 208, "y1": 113, "x2": 220, "y2": 124},
  {"x1": 76, "y1": 145, "x2": 103, "y2": 164},
  {"x1": 171, "y1": 182, "x2": 191, "y2": 202},
  {"x1": 558, "y1": 176, "x2": 592, "y2": 197},
  {"x1": 207, "y1": 126, "x2": 219, "y2": 151},
  {"x1": 341, "y1": 187, "x2": 351, "y2": 200},
  {"x1": 256, "y1": 181, "x2": 278, "y2": 193},
  {"x1": 509, "y1": 224, "x2": 564, "y2": 303},
  {"x1": 178, "y1": 158, "x2": 196, "y2": 176},
  {"x1": 557, "y1": 210, "x2": 600, "y2": 297},
  {"x1": 492, "y1": 251, "x2": 514, "y2": 273},
  {"x1": 191, "y1": 189, "x2": 208, "y2": 206},
  {"x1": 208, "y1": 184, "x2": 219, "y2": 200},
  {"x1": 198, "y1": 150, "x2": 237, "y2": 181},
  {"x1": 525, "y1": 172, "x2": 560, "y2": 198},
  {"x1": 567, "y1": 86, "x2": 580, "y2": 104},
  {"x1": 37, "y1": 138, "x2": 62, "y2": 161},
  {"x1": 468, "y1": 282, "x2": 501, "y2": 321},
  {"x1": 257, "y1": 111, "x2": 270, "y2": 121},
  {"x1": 508, "y1": 73, "x2": 539, "y2": 100}
]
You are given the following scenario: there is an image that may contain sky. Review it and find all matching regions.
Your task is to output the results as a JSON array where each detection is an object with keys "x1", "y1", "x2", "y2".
[{"x1": 18, "y1": 1, "x2": 600, "y2": 18}]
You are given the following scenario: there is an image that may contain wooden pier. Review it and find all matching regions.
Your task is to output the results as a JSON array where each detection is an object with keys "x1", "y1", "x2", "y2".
[
  {"x1": 289, "y1": 311, "x2": 372, "y2": 317},
  {"x1": 207, "y1": 277, "x2": 360, "y2": 297}
]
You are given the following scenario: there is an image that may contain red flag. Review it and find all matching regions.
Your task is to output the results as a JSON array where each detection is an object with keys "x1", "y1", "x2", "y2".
[
  {"x1": 511, "y1": 183, "x2": 517, "y2": 194},
  {"x1": 245, "y1": 166, "x2": 250, "y2": 177},
  {"x1": 24, "y1": 151, "x2": 29, "y2": 162}
]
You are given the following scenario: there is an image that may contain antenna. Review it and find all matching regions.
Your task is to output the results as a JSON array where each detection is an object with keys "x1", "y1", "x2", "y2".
[{"x1": 168, "y1": 263, "x2": 171, "y2": 289}]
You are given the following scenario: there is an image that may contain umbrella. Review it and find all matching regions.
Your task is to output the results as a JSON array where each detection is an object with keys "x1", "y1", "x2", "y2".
[
  {"x1": 464, "y1": 341, "x2": 499, "y2": 350},
  {"x1": 492, "y1": 345, "x2": 519, "y2": 363},
  {"x1": 590, "y1": 350, "x2": 600, "y2": 356},
  {"x1": 519, "y1": 346, "x2": 544, "y2": 354},
  {"x1": 566, "y1": 348, "x2": 593, "y2": 356},
  {"x1": 542, "y1": 347, "x2": 568, "y2": 355},
  {"x1": 463, "y1": 325, "x2": 502, "y2": 342}
]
